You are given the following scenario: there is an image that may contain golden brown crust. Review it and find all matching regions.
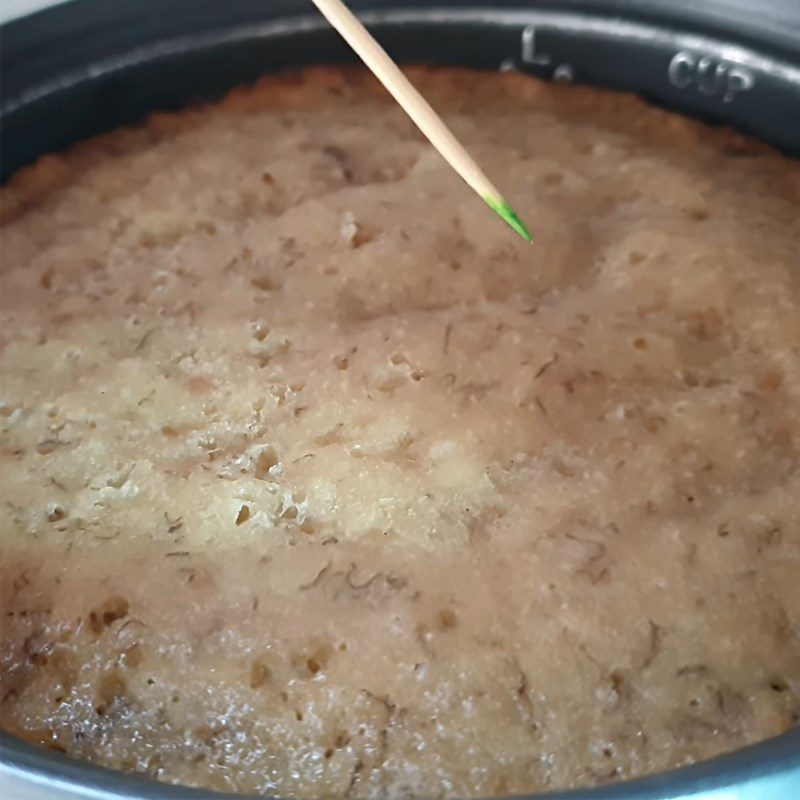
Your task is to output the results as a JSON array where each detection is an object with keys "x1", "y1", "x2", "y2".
[
  {"x1": 1, "y1": 66, "x2": 799, "y2": 799},
  {"x1": 3, "y1": 66, "x2": 798, "y2": 223}
]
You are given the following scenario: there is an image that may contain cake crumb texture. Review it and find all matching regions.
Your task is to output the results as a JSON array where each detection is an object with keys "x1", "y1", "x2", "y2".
[{"x1": 1, "y1": 67, "x2": 799, "y2": 797}]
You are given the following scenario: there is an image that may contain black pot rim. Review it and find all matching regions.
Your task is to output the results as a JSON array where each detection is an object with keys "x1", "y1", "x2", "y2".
[{"x1": 1, "y1": 2, "x2": 799, "y2": 799}]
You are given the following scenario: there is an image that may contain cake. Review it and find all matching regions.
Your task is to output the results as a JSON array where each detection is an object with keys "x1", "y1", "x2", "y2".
[{"x1": 1, "y1": 67, "x2": 799, "y2": 797}]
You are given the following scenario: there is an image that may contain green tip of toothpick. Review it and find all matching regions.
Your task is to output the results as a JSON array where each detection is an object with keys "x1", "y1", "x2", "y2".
[{"x1": 485, "y1": 196, "x2": 533, "y2": 243}]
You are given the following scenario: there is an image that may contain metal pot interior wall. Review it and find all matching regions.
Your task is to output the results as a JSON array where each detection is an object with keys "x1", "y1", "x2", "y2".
[
  {"x1": 2, "y1": 1, "x2": 799, "y2": 181},
  {"x1": 0, "y1": 1, "x2": 799, "y2": 799}
]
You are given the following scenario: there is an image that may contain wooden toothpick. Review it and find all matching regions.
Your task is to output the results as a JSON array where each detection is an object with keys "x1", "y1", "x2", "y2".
[{"x1": 309, "y1": 0, "x2": 533, "y2": 242}]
